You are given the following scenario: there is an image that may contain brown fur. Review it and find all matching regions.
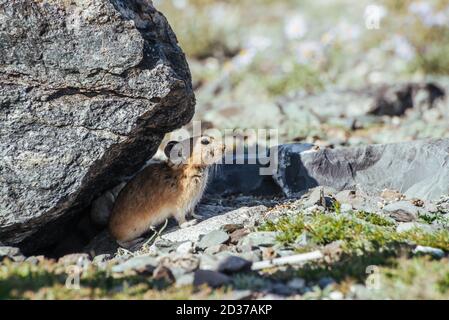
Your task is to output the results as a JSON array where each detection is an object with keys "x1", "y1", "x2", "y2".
[{"x1": 108, "y1": 136, "x2": 223, "y2": 243}]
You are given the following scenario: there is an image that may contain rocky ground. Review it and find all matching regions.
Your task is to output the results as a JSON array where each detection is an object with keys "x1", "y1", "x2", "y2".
[{"x1": 1, "y1": 188, "x2": 449, "y2": 299}]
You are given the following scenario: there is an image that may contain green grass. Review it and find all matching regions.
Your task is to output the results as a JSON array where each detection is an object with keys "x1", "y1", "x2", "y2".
[{"x1": 260, "y1": 211, "x2": 449, "y2": 252}]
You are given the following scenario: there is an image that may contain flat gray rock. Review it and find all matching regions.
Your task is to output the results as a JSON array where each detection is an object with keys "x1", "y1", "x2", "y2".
[
  {"x1": 239, "y1": 231, "x2": 278, "y2": 248},
  {"x1": 196, "y1": 230, "x2": 230, "y2": 250},
  {"x1": 217, "y1": 255, "x2": 252, "y2": 273},
  {"x1": 161, "y1": 206, "x2": 267, "y2": 243},
  {"x1": 383, "y1": 201, "x2": 419, "y2": 222},
  {"x1": 209, "y1": 139, "x2": 449, "y2": 202},
  {"x1": 273, "y1": 139, "x2": 449, "y2": 200},
  {"x1": 193, "y1": 270, "x2": 231, "y2": 288},
  {"x1": 111, "y1": 255, "x2": 158, "y2": 273},
  {"x1": 0, "y1": 246, "x2": 21, "y2": 258},
  {"x1": 0, "y1": 0, "x2": 194, "y2": 250}
]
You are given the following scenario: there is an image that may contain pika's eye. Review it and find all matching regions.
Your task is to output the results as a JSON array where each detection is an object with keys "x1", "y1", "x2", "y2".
[{"x1": 201, "y1": 138, "x2": 210, "y2": 145}]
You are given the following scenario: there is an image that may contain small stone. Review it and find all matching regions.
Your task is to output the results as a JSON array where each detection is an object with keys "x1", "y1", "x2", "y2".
[
  {"x1": 193, "y1": 270, "x2": 231, "y2": 288},
  {"x1": 11, "y1": 255, "x2": 26, "y2": 263},
  {"x1": 176, "y1": 241, "x2": 194, "y2": 255},
  {"x1": 229, "y1": 228, "x2": 250, "y2": 244},
  {"x1": 413, "y1": 245, "x2": 444, "y2": 258},
  {"x1": 221, "y1": 224, "x2": 244, "y2": 233},
  {"x1": 204, "y1": 244, "x2": 228, "y2": 255},
  {"x1": 318, "y1": 277, "x2": 335, "y2": 289},
  {"x1": 217, "y1": 255, "x2": 252, "y2": 273},
  {"x1": 239, "y1": 231, "x2": 277, "y2": 248},
  {"x1": 154, "y1": 239, "x2": 178, "y2": 254},
  {"x1": 276, "y1": 249, "x2": 296, "y2": 257},
  {"x1": 396, "y1": 222, "x2": 433, "y2": 233},
  {"x1": 227, "y1": 290, "x2": 253, "y2": 300},
  {"x1": 287, "y1": 278, "x2": 306, "y2": 290},
  {"x1": 158, "y1": 253, "x2": 199, "y2": 273},
  {"x1": 294, "y1": 232, "x2": 310, "y2": 247},
  {"x1": 304, "y1": 187, "x2": 336, "y2": 209},
  {"x1": 58, "y1": 253, "x2": 91, "y2": 267},
  {"x1": 197, "y1": 230, "x2": 230, "y2": 250},
  {"x1": 25, "y1": 255, "x2": 45, "y2": 265},
  {"x1": 199, "y1": 254, "x2": 220, "y2": 271},
  {"x1": 111, "y1": 255, "x2": 158, "y2": 273},
  {"x1": 424, "y1": 202, "x2": 439, "y2": 213},
  {"x1": 236, "y1": 250, "x2": 262, "y2": 262},
  {"x1": 411, "y1": 198, "x2": 424, "y2": 207},
  {"x1": 380, "y1": 189, "x2": 405, "y2": 202},
  {"x1": 0, "y1": 246, "x2": 21, "y2": 258},
  {"x1": 93, "y1": 254, "x2": 111, "y2": 265},
  {"x1": 383, "y1": 201, "x2": 419, "y2": 222},
  {"x1": 175, "y1": 273, "x2": 195, "y2": 287},
  {"x1": 152, "y1": 265, "x2": 175, "y2": 283},
  {"x1": 329, "y1": 291, "x2": 344, "y2": 300},
  {"x1": 335, "y1": 190, "x2": 357, "y2": 204},
  {"x1": 340, "y1": 203, "x2": 353, "y2": 212},
  {"x1": 270, "y1": 283, "x2": 293, "y2": 296}
]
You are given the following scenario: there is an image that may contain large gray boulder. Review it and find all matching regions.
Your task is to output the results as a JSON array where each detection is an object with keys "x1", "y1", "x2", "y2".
[
  {"x1": 209, "y1": 139, "x2": 449, "y2": 201},
  {"x1": 0, "y1": 0, "x2": 195, "y2": 250},
  {"x1": 273, "y1": 139, "x2": 449, "y2": 200}
]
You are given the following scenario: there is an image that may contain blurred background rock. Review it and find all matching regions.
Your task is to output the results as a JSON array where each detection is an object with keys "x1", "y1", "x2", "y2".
[{"x1": 156, "y1": 0, "x2": 449, "y2": 147}]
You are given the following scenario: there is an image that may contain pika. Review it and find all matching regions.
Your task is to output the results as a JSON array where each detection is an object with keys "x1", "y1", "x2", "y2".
[{"x1": 108, "y1": 135, "x2": 224, "y2": 247}]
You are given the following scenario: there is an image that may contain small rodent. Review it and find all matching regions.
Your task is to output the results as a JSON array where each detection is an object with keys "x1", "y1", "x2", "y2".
[{"x1": 108, "y1": 135, "x2": 224, "y2": 246}]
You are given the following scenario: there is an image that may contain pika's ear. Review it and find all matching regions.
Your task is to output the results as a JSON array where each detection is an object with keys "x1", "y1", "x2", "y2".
[
  {"x1": 164, "y1": 141, "x2": 179, "y2": 159},
  {"x1": 164, "y1": 141, "x2": 186, "y2": 168}
]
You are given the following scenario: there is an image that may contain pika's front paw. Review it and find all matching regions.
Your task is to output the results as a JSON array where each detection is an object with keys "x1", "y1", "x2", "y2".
[{"x1": 180, "y1": 219, "x2": 198, "y2": 229}]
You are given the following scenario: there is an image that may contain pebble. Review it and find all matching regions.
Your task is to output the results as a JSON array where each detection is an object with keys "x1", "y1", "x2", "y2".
[
  {"x1": 413, "y1": 245, "x2": 445, "y2": 258},
  {"x1": 152, "y1": 265, "x2": 175, "y2": 283},
  {"x1": 0, "y1": 246, "x2": 21, "y2": 258},
  {"x1": 396, "y1": 222, "x2": 434, "y2": 233},
  {"x1": 318, "y1": 277, "x2": 336, "y2": 289},
  {"x1": 175, "y1": 273, "x2": 195, "y2": 287},
  {"x1": 287, "y1": 278, "x2": 306, "y2": 290},
  {"x1": 239, "y1": 231, "x2": 278, "y2": 247},
  {"x1": 304, "y1": 187, "x2": 336, "y2": 209},
  {"x1": 176, "y1": 241, "x2": 195, "y2": 254},
  {"x1": 111, "y1": 255, "x2": 158, "y2": 273},
  {"x1": 329, "y1": 291, "x2": 344, "y2": 300},
  {"x1": 221, "y1": 224, "x2": 244, "y2": 233},
  {"x1": 204, "y1": 244, "x2": 228, "y2": 255},
  {"x1": 93, "y1": 254, "x2": 111, "y2": 265},
  {"x1": 25, "y1": 255, "x2": 45, "y2": 265},
  {"x1": 58, "y1": 253, "x2": 91, "y2": 267},
  {"x1": 217, "y1": 255, "x2": 252, "y2": 273},
  {"x1": 197, "y1": 230, "x2": 230, "y2": 250},
  {"x1": 229, "y1": 228, "x2": 250, "y2": 244},
  {"x1": 383, "y1": 201, "x2": 419, "y2": 222},
  {"x1": 193, "y1": 270, "x2": 231, "y2": 288}
]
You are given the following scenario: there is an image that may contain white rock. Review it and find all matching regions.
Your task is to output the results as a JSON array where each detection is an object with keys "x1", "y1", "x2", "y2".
[{"x1": 176, "y1": 241, "x2": 194, "y2": 254}]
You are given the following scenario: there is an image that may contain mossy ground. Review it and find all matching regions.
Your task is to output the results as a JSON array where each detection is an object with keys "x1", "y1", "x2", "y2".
[{"x1": 258, "y1": 206, "x2": 449, "y2": 299}]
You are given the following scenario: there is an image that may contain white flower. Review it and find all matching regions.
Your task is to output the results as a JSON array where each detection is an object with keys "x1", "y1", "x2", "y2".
[
  {"x1": 364, "y1": 4, "x2": 388, "y2": 29},
  {"x1": 284, "y1": 14, "x2": 308, "y2": 40},
  {"x1": 408, "y1": 1, "x2": 449, "y2": 27},
  {"x1": 246, "y1": 35, "x2": 272, "y2": 52},
  {"x1": 232, "y1": 48, "x2": 257, "y2": 68},
  {"x1": 392, "y1": 35, "x2": 415, "y2": 61},
  {"x1": 172, "y1": 0, "x2": 189, "y2": 9},
  {"x1": 336, "y1": 21, "x2": 362, "y2": 41},
  {"x1": 295, "y1": 41, "x2": 324, "y2": 65},
  {"x1": 409, "y1": 1, "x2": 433, "y2": 17}
]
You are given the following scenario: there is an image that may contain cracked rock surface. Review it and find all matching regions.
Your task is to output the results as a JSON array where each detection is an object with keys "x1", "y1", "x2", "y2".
[{"x1": 0, "y1": 0, "x2": 195, "y2": 250}]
